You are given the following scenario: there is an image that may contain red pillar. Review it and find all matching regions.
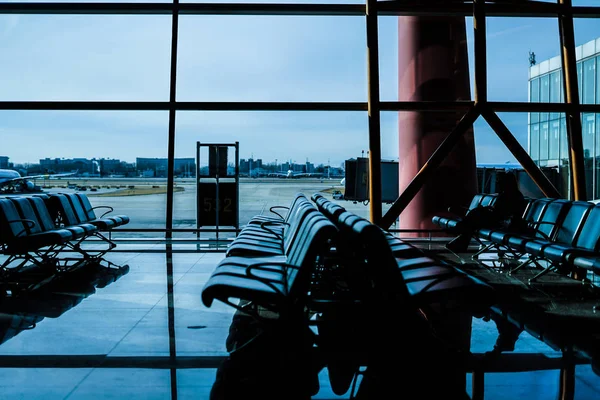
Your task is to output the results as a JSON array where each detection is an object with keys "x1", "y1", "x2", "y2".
[{"x1": 398, "y1": 16, "x2": 478, "y2": 235}]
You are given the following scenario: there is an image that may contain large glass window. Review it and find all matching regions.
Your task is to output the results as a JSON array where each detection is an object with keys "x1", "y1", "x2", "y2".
[
  {"x1": 550, "y1": 119, "x2": 560, "y2": 160},
  {"x1": 540, "y1": 121, "x2": 550, "y2": 160},
  {"x1": 530, "y1": 123, "x2": 540, "y2": 162},
  {"x1": 177, "y1": 15, "x2": 367, "y2": 102},
  {"x1": 583, "y1": 113, "x2": 595, "y2": 159},
  {"x1": 577, "y1": 61, "x2": 583, "y2": 103},
  {"x1": 540, "y1": 74, "x2": 550, "y2": 122},
  {"x1": 0, "y1": 15, "x2": 171, "y2": 101},
  {"x1": 560, "y1": 117, "x2": 568, "y2": 161},
  {"x1": 549, "y1": 71, "x2": 561, "y2": 121},
  {"x1": 597, "y1": 56, "x2": 600, "y2": 105},
  {"x1": 583, "y1": 58, "x2": 596, "y2": 105},
  {"x1": 530, "y1": 78, "x2": 540, "y2": 124}
]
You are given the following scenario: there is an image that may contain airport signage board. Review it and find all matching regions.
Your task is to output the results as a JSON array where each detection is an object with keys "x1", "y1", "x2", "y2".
[{"x1": 197, "y1": 181, "x2": 237, "y2": 227}]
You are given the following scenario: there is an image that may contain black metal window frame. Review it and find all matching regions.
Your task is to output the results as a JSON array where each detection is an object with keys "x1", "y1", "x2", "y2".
[{"x1": 1, "y1": 1, "x2": 600, "y2": 234}]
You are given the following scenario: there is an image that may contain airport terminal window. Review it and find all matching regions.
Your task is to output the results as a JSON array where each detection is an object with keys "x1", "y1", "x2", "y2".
[
  {"x1": 540, "y1": 74, "x2": 549, "y2": 122},
  {"x1": 560, "y1": 117, "x2": 568, "y2": 161},
  {"x1": 540, "y1": 121, "x2": 549, "y2": 161},
  {"x1": 0, "y1": 15, "x2": 171, "y2": 101},
  {"x1": 597, "y1": 56, "x2": 600, "y2": 104},
  {"x1": 550, "y1": 119, "x2": 560, "y2": 160},
  {"x1": 550, "y1": 70, "x2": 561, "y2": 120},
  {"x1": 530, "y1": 77, "x2": 539, "y2": 124},
  {"x1": 578, "y1": 61, "x2": 583, "y2": 103},
  {"x1": 583, "y1": 58, "x2": 596, "y2": 105},
  {"x1": 530, "y1": 123, "x2": 540, "y2": 162},
  {"x1": 176, "y1": 15, "x2": 367, "y2": 102},
  {"x1": 597, "y1": 114, "x2": 600, "y2": 156},
  {"x1": 583, "y1": 113, "x2": 595, "y2": 159}
]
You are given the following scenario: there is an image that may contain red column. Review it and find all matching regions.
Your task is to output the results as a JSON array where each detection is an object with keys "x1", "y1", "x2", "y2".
[{"x1": 398, "y1": 16, "x2": 478, "y2": 235}]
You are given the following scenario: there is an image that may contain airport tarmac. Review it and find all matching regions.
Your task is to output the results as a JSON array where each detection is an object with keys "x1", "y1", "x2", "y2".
[{"x1": 35, "y1": 179, "x2": 393, "y2": 238}]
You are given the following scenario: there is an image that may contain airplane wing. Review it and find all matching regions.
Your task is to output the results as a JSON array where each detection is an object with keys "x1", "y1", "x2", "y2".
[{"x1": 22, "y1": 170, "x2": 79, "y2": 180}]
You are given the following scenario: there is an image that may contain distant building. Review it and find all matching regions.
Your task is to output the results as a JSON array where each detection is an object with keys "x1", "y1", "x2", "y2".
[
  {"x1": 0, "y1": 156, "x2": 9, "y2": 169},
  {"x1": 136, "y1": 157, "x2": 195, "y2": 178},
  {"x1": 528, "y1": 36, "x2": 600, "y2": 199}
]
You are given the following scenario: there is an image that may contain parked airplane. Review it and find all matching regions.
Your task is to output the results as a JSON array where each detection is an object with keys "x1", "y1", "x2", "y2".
[
  {"x1": 0, "y1": 169, "x2": 78, "y2": 193},
  {"x1": 268, "y1": 169, "x2": 323, "y2": 178}
]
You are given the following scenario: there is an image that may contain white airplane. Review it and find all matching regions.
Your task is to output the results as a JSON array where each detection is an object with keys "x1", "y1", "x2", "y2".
[
  {"x1": 269, "y1": 169, "x2": 323, "y2": 179},
  {"x1": 0, "y1": 169, "x2": 78, "y2": 193}
]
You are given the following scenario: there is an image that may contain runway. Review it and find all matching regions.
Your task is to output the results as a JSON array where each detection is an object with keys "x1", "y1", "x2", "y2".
[{"x1": 32, "y1": 178, "x2": 392, "y2": 238}]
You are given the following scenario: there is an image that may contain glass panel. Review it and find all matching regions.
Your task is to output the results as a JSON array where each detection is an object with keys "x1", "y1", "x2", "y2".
[
  {"x1": 540, "y1": 121, "x2": 550, "y2": 160},
  {"x1": 550, "y1": 120, "x2": 560, "y2": 160},
  {"x1": 560, "y1": 117, "x2": 568, "y2": 161},
  {"x1": 177, "y1": 15, "x2": 366, "y2": 102},
  {"x1": 0, "y1": 15, "x2": 171, "y2": 101},
  {"x1": 172, "y1": 111, "x2": 400, "y2": 234},
  {"x1": 578, "y1": 61, "x2": 583, "y2": 103},
  {"x1": 530, "y1": 78, "x2": 540, "y2": 124},
  {"x1": 583, "y1": 58, "x2": 596, "y2": 105},
  {"x1": 583, "y1": 113, "x2": 595, "y2": 159},
  {"x1": 549, "y1": 71, "x2": 561, "y2": 121},
  {"x1": 0, "y1": 110, "x2": 169, "y2": 236},
  {"x1": 540, "y1": 74, "x2": 550, "y2": 122},
  {"x1": 597, "y1": 113, "x2": 600, "y2": 157},
  {"x1": 598, "y1": 56, "x2": 600, "y2": 105},
  {"x1": 379, "y1": 16, "x2": 399, "y2": 101},
  {"x1": 530, "y1": 123, "x2": 540, "y2": 162}
]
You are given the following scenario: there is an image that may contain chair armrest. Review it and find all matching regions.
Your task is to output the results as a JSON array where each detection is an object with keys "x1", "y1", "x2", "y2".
[
  {"x1": 89, "y1": 205, "x2": 114, "y2": 219},
  {"x1": 7, "y1": 219, "x2": 37, "y2": 238},
  {"x1": 260, "y1": 220, "x2": 289, "y2": 240},
  {"x1": 526, "y1": 221, "x2": 556, "y2": 241},
  {"x1": 246, "y1": 262, "x2": 299, "y2": 296},
  {"x1": 268, "y1": 205, "x2": 289, "y2": 220}
]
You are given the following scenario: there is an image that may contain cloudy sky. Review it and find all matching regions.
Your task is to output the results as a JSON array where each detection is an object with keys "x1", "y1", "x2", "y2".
[{"x1": 1, "y1": 0, "x2": 600, "y2": 167}]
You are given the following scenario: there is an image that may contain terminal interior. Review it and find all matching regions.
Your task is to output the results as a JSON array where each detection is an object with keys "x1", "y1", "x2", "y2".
[{"x1": 1, "y1": 1, "x2": 600, "y2": 399}]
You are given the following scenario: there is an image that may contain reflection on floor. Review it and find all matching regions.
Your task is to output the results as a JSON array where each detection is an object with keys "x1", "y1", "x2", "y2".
[{"x1": 0, "y1": 244, "x2": 598, "y2": 399}]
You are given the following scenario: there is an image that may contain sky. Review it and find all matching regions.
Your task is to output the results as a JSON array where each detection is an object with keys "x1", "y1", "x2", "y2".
[{"x1": 1, "y1": 0, "x2": 600, "y2": 167}]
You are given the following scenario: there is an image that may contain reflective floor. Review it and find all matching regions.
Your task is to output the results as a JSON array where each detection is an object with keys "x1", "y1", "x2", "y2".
[{"x1": 0, "y1": 243, "x2": 599, "y2": 399}]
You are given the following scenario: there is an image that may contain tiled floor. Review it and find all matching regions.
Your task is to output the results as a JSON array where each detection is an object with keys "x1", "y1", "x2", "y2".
[{"x1": 0, "y1": 246, "x2": 599, "y2": 399}]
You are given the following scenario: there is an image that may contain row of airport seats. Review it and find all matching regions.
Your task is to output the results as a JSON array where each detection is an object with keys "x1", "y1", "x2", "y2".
[
  {"x1": 432, "y1": 193, "x2": 600, "y2": 283},
  {"x1": 0, "y1": 193, "x2": 129, "y2": 294},
  {"x1": 201, "y1": 193, "x2": 496, "y2": 397}
]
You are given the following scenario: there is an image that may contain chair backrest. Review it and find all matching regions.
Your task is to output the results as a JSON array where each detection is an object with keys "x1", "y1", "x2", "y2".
[
  {"x1": 26, "y1": 196, "x2": 59, "y2": 232},
  {"x1": 335, "y1": 211, "x2": 411, "y2": 302},
  {"x1": 522, "y1": 198, "x2": 553, "y2": 225},
  {"x1": 75, "y1": 193, "x2": 97, "y2": 221},
  {"x1": 531, "y1": 199, "x2": 571, "y2": 240},
  {"x1": 282, "y1": 201, "x2": 319, "y2": 255},
  {"x1": 553, "y1": 201, "x2": 594, "y2": 246},
  {"x1": 47, "y1": 194, "x2": 80, "y2": 226},
  {"x1": 63, "y1": 193, "x2": 92, "y2": 224},
  {"x1": 285, "y1": 212, "x2": 337, "y2": 299},
  {"x1": 314, "y1": 195, "x2": 346, "y2": 222},
  {"x1": 467, "y1": 194, "x2": 486, "y2": 211},
  {"x1": 0, "y1": 199, "x2": 32, "y2": 241},
  {"x1": 8, "y1": 197, "x2": 48, "y2": 235},
  {"x1": 573, "y1": 204, "x2": 600, "y2": 251},
  {"x1": 479, "y1": 194, "x2": 498, "y2": 208}
]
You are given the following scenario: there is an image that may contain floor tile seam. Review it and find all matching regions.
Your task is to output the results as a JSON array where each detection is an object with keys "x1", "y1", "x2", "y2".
[
  {"x1": 102, "y1": 290, "x2": 171, "y2": 359},
  {"x1": 172, "y1": 255, "x2": 208, "y2": 287},
  {"x1": 62, "y1": 367, "x2": 98, "y2": 400}
]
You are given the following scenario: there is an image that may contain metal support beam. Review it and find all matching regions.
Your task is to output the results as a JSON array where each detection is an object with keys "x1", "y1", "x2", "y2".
[
  {"x1": 166, "y1": 1, "x2": 180, "y2": 240},
  {"x1": 473, "y1": 0, "x2": 487, "y2": 104},
  {"x1": 558, "y1": 0, "x2": 586, "y2": 201},
  {"x1": 381, "y1": 107, "x2": 481, "y2": 229},
  {"x1": 366, "y1": 0, "x2": 382, "y2": 225},
  {"x1": 482, "y1": 109, "x2": 561, "y2": 198}
]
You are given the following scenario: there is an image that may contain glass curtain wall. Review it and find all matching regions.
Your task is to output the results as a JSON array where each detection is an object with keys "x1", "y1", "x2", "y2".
[{"x1": 528, "y1": 47, "x2": 599, "y2": 200}]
